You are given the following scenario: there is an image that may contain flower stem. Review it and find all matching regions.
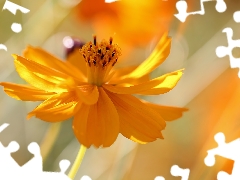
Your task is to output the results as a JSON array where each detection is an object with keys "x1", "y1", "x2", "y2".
[{"x1": 68, "y1": 145, "x2": 87, "y2": 180}]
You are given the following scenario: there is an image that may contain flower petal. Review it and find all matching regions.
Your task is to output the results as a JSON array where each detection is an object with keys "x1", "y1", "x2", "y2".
[
  {"x1": 123, "y1": 32, "x2": 171, "y2": 79},
  {"x1": 28, "y1": 92, "x2": 79, "y2": 122},
  {"x1": 14, "y1": 55, "x2": 75, "y2": 92},
  {"x1": 103, "y1": 69, "x2": 183, "y2": 95},
  {"x1": 23, "y1": 46, "x2": 86, "y2": 81},
  {"x1": 73, "y1": 87, "x2": 119, "y2": 148},
  {"x1": 143, "y1": 101, "x2": 188, "y2": 121},
  {"x1": 109, "y1": 66, "x2": 150, "y2": 85},
  {"x1": 66, "y1": 49, "x2": 87, "y2": 77},
  {"x1": 106, "y1": 91, "x2": 165, "y2": 144},
  {"x1": 137, "y1": 70, "x2": 183, "y2": 95},
  {"x1": 0, "y1": 82, "x2": 55, "y2": 101},
  {"x1": 75, "y1": 85, "x2": 99, "y2": 105}
]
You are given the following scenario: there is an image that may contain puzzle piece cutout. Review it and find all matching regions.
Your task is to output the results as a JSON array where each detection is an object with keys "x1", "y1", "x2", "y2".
[
  {"x1": 155, "y1": 165, "x2": 190, "y2": 180},
  {"x1": 0, "y1": 123, "x2": 73, "y2": 180},
  {"x1": 2, "y1": 0, "x2": 30, "y2": 15},
  {"x1": 0, "y1": 123, "x2": 9, "y2": 132},
  {"x1": 80, "y1": 175, "x2": 92, "y2": 180},
  {"x1": 0, "y1": 44, "x2": 7, "y2": 51},
  {"x1": 216, "y1": 11, "x2": 240, "y2": 78},
  {"x1": 175, "y1": 0, "x2": 227, "y2": 22},
  {"x1": 105, "y1": 0, "x2": 119, "y2": 3},
  {"x1": 2, "y1": 0, "x2": 30, "y2": 33},
  {"x1": 0, "y1": 1, "x2": 30, "y2": 51},
  {"x1": 204, "y1": 132, "x2": 240, "y2": 180}
]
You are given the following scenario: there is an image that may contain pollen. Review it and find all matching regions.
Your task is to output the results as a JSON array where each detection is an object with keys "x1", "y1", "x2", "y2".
[{"x1": 80, "y1": 36, "x2": 121, "y2": 68}]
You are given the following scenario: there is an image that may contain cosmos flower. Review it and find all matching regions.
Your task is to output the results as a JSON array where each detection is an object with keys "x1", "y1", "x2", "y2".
[{"x1": 0, "y1": 33, "x2": 187, "y2": 148}]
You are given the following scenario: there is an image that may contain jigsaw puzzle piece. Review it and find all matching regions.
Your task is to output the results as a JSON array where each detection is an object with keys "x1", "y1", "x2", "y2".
[
  {"x1": 40, "y1": 160, "x2": 71, "y2": 180},
  {"x1": 0, "y1": 123, "x2": 74, "y2": 179},
  {"x1": 171, "y1": 165, "x2": 190, "y2": 180},
  {"x1": 154, "y1": 165, "x2": 190, "y2": 180},
  {"x1": 205, "y1": 132, "x2": 240, "y2": 180},
  {"x1": 174, "y1": 1, "x2": 188, "y2": 22},
  {"x1": 0, "y1": 123, "x2": 9, "y2": 132},
  {"x1": 154, "y1": 176, "x2": 165, "y2": 180},
  {"x1": 175, "y1": 0, "x2": 227, "y2": 22},
  {"x1": 21, "y1": 142, "x2": 43, "y2": 173},
  {"x1": 0, "y1": 141, "x2": 20, "y2": 173},
  {"x1": 204, "y1": 133, "x2": 225, "y2": 166},
  {"x1": 80, "y1": 175, "x2": 92, "y2": 180},
  {"x1": 215, "y1": 0, "x2": 227, "y2": 13},
  {"x1": 205, "y1": 132, "x2": 240, "y2": 164},
  {"x1": 217, "y1": 171, "x2": 232, "y2": 180},
  {"x1": 0, "y1": 44, "x2": 7, "y2": 51},
  {"x1": 233, "y1": 11, "x2": 240, "y2": 23},
  {"x1": 59, "y1": 159, "x2": 71, "y2": 174},
  {"x1": 2, "y1": 0, "x2": 30, "y2": 15},
  {"x1": 216, "y1": 27, "x2": 240, "y2": 77}
]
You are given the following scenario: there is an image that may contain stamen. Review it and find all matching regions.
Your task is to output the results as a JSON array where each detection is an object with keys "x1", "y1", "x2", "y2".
[
  {"x1": 80, "y1": 36, "x2": 121, "y2": 69},
  {"x1": 80, "y1": 36, "x2": 121, "y2": 86},
  {"x1": 109, "y1": 37, "x2": 113, "y2": 45},
  {"x1": 93, "y1": 35, "x2": 97, "y2": 46}
]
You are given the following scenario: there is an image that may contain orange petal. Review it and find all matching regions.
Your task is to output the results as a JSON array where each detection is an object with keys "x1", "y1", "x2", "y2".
[
  {"x1": 137, "y1": 69, "x2": 183, "y2": 95},
  {"x1": 123, "y1": 32, "x2": 171, "y2": 79},
  {"x1": 0, "y1": 82, "x2": 55, "y2": 101},
  {"x1": 73, "y1": 87, "x2": 119, "y2": 148},
  {"x1": 103, "y1": 69, "x2": 183, "y2": 95},
  {"x1": 106, "y1": 91, "x2": 165, "y2": 144},
  {"x1": 13, "y1": 55, "x2": 74, "y2": 92},
  {"x1": 143, "y1": 101, "x2": 188, "y2": 121},
  {"x1": 67, "y1": 49, "x2": 87, "y2": 77},
  {"x1": 108, "y1": 66, "x2": 150, "y2": 85},
  {"x1": 23, "y1": 46, "x2": 86, "y2": 82},
  {"x1": 28, "y1": 92, "x2": 79, "y2": 122},
  {"x1": 75, "y1": 85, "x2": 99, "y2": 105}
]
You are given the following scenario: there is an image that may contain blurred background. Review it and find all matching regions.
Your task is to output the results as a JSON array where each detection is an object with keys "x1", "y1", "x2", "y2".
[{"x1": 0, "y1": 0, "x2": 240, "y2": 179}]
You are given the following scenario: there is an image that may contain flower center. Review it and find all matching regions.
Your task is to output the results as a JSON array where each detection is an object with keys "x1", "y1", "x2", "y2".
[{"x1": 80, "y1": 36, "x2": 121, "y2": 86}]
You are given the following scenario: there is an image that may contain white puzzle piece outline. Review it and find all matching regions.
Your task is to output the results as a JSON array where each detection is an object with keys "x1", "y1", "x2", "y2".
[
  {"x1": 0, "y1": 123, "x2": 9, "y2": 132},
  {"x1": 0, "y1": 44, "x2": 8, "y2": 51},
  {"x1": 0, "y1": 123, "x2": 73, "y2": 180},
  {"x1": 2, "y1": 0, "x2": 30, "y2": 34},
  {"x1": 216, "y1": 11, "x2": 240, "y2": 78},
  {"x1": 175, "y1": 0, "x2": 227, "y2": 22},
  {"x1": 2, "y1": 0, "x2": 30, "y2": 15},
  {"x1": 204, "y1": 132, "x2": 240, "y2": 180},
  {"x1": 155, "y1": 165, "x2": 190, "y2": 180},
  {"x1": 105, "y1": 0, "x2": 119, "y2": 3}
]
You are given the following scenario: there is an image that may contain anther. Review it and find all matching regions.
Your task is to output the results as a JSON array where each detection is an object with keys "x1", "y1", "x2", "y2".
[
  {"x1": 102, "y1": 61, "x2": 107, "y2": 67},
  {"x1": 93, "y1": 35, "x2": 97, "y2": 46},
  {"x1": 80, "y1": 37, "x2": 121, "y2": 70},
  {"x1": 112, "y1": 52, "x2": 115, "y2": 57},
  {"x1": 109, "y1": 37, "x2": 113, "y2": 45},
  {"x1": 93, "y1": 58, "x2": 97, "y2": 65},
  {"x1": 112, "y1": 59, "x2": 117, "y2": 66}
]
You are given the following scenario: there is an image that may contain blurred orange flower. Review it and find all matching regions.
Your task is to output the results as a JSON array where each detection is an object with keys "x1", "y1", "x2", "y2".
[
  {"x1": 75, "y1": 0, "x2": 176, "y2": 46},
  {"x1": 0, "y1": 33, "x2": 187, "y2": 148}
]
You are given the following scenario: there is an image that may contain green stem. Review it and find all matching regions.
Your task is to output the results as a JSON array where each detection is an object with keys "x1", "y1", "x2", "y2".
[{"x1": 68, "y1": 145, "x2": 87, "y2": 180}]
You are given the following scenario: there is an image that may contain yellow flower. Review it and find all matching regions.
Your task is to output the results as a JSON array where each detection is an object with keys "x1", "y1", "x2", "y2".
[{"x1": 0, "y1": 33, "x2": 187, "y2": 148}]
